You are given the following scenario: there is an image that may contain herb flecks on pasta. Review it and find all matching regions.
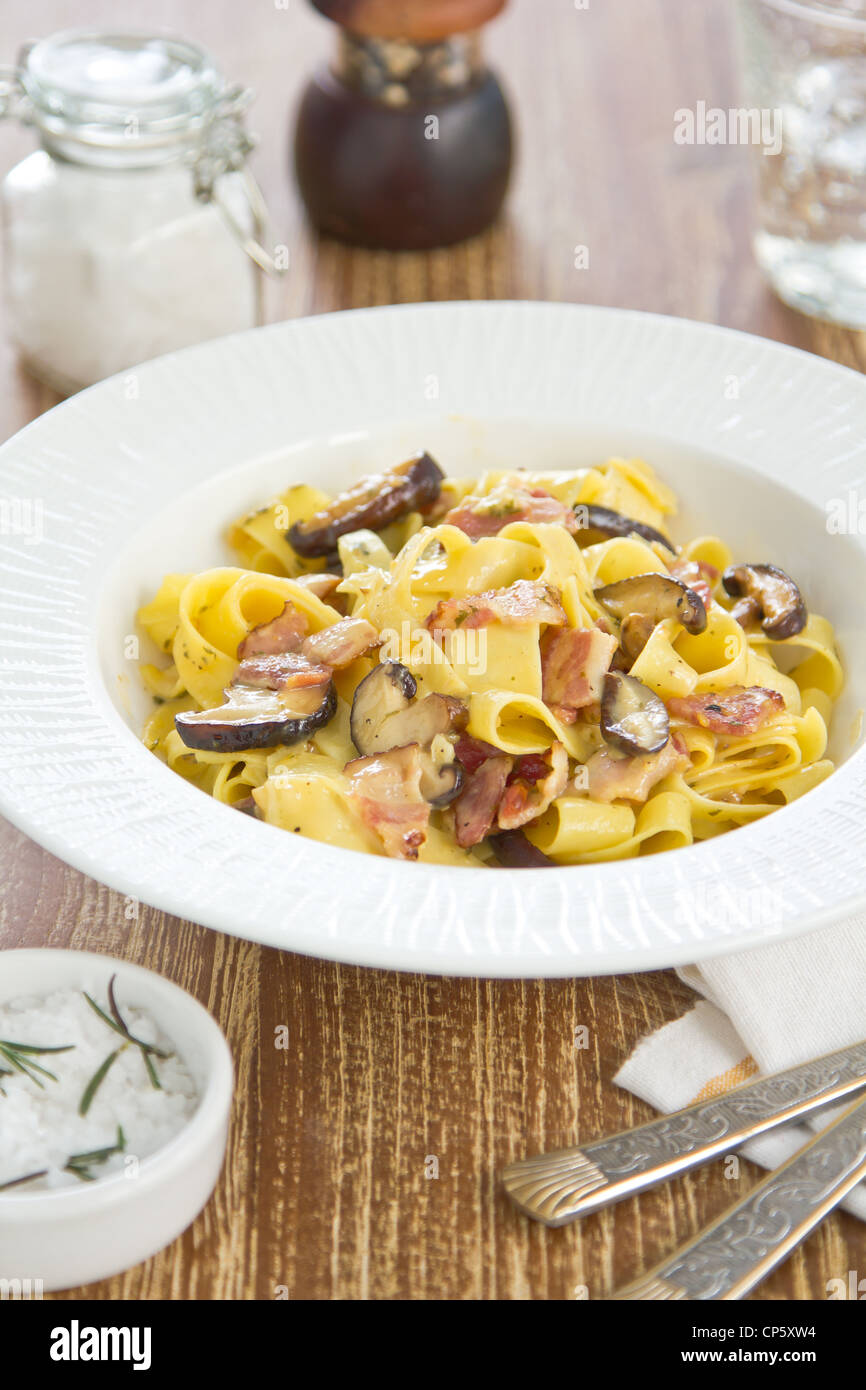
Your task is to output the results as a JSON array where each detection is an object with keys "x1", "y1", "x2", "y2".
[{"x1": 137, "y1": 454, "x2": 842, "y2": 868}]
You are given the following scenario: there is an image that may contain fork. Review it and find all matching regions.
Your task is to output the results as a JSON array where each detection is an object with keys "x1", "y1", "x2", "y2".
[{"x1": 502, "y1": 1037, "x2": 866, "y2": 1225}]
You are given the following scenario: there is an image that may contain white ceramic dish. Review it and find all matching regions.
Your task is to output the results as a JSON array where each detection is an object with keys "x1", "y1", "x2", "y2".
[
  {"x1": 0, "y1": 301, "x2": 864, "y2": 977},
  {"x1": 0, "y1": 950, "x2": 232, "y2": 1291}
]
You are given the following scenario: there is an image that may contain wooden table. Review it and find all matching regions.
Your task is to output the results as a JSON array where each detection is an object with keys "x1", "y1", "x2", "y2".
[{"x1": 2, "y1": 0, "x2": 864, "y2": 1301}]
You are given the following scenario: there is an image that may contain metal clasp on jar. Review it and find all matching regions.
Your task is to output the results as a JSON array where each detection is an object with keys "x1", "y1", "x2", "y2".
[
  {"x1": 192, "y1": 82, "x2": 288, "y2": 280},
  {"x1": 0, "y1": 60, "x2": 30, "y2": 124}
]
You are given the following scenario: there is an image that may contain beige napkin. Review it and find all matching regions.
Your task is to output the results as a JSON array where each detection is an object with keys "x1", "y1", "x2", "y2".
[{"x1": 615, "y1": 919, "x2": 866, "y2": 1219}]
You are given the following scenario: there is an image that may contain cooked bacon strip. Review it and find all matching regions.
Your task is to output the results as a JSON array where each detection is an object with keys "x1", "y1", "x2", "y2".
[
  {"x1": 541, "y1": 627, "x2": 618, "y2": 724},
  {"x1": 301, "y1": 617, "x2": 380, "y2": 669},
  {"x1": 497, "y1": 742, "x2": 569, "y2": 831},
  {"x1": 668, "y1": 559, "x2": 718, "y2": 611},
  {"x1": 238, "y1": 604, "x2": 375, "y2": 676},
  {"x1": 454, "y1": 755, "x2": 514, "y2": 847},
  {"x1": 427, "y1": 579, "x2": 567, "y2": 637},
  {"x1": 454, "y1": 734, "x2": 506, "y2": 774},
  {"x1": 668, "y1": 686, "x2": 785, "y2": 736},
  {"x1": 507, "y1": 753, "x2": 551, "y2": 783},
  {"x1": 345, "y1": 744, "x2": 430, "y2": 860},
  {"x1": 234, "y1": 651, "x2": 332, "y2": 692},
  {"x1": 584, "y1": 735, "x2": 690, "y2": 804},
  {"x1": 237, "y1": 602, "x2": 308, "y2": 658},
  {"x1": 444, "y1": 485, "x2": 579, "y2": 540}
]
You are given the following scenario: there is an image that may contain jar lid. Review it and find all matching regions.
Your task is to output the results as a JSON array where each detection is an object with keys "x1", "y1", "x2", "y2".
[
  {"x1": 19, "y1": 30, "x2": 225, "y2": 158},
  {"x1": 311, "y1": 0, "x2": 507, "y2": 40}
]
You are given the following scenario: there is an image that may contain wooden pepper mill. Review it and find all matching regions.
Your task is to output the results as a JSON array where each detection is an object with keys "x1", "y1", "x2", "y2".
[{"x1": 294, "y1": 0, "x2": 513, "y2": 250}]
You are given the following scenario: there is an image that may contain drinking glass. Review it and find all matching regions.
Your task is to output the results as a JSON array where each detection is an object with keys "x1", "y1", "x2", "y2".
[{"x1": 737, "y1": 0, "x2": 866, "y2": 327}]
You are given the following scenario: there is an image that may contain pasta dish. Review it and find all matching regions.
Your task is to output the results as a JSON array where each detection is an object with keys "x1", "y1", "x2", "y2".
[{"x1": 137, "y1": 453, "x2": 842, "y2": 867}]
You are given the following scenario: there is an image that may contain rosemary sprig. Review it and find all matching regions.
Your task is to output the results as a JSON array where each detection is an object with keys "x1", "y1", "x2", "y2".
[
  {"x1": 64, "y1": 1125, "x2": 126, "y2": 1183},
  {"x1": 141, "y1": 1049, "x2": 161, "y2": 1090},
  {"x1": 79, "y1": 1045, "x2": 126, "y2": 1116},
  {"x1": 0, "y1": 1038, "x2": 74, "y2": 1091},
  {"x1": 83, "y1": 975, "x2": 170, "y2": 1092},
  {"x1": 107, "y1": 976, "x2": 171, "y2": 1061},
  {"x1": 0, "y1": 1169, "x2": 49, "y2": 1192}
]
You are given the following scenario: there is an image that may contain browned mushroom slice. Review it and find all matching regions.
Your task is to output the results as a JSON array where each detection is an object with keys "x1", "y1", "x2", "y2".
[
  {"x1": 488, "y1": 830, "x2": 555, "y2": 868},
  {"x1": 350, "y1": 661, "x2": 466, "y2": 752},
  {"x1": 175, "y1": 680, "x2": 336, "y2": 753},
  {"x1": 573, "y1": 504, "x2": 676, "y2": 553},
  {"x1": 350, "y1": 661, "x2": 418, "y2": 752},
  {"x1": 349, "y1": 661, "x2": 467, "y2": 805},
  {"x1": 595, "y1": 573, "x2": 707, "y2": 636},
  {"x1": 292, "y1": 572, "x2": 343, "y2": 601},
  {"x1": 618, "y1": 612, "x2": 656, "y2": 667},
  {"x1": 722, "y1": 563, "x2": 807, "y2": 640},
  {"x1": 600, "y1": 671, "x2": 670, "y2": 756},
  {"x1": 728, "y1": 595, "x2": 762, "y2": 631},
  {"x1": 287, "y1": 451, "x2": 444, "y2": 558},
  {"x1": 418, "y1": 749, "x2": 464, "y2": 807}
]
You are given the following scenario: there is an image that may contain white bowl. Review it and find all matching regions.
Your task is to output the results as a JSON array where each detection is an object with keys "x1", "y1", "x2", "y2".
[
  {"x1": 0, "y1": 302, "x2": 865, "y2": 977},
  {"x1": 0, "y1": 950, "x2": 233, "y2": 1292}
]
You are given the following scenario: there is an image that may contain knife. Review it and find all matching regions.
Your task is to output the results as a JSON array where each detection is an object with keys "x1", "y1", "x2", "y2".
[{"x1": 612, "y1": 1087, "x2": 866, "y2": 1299}]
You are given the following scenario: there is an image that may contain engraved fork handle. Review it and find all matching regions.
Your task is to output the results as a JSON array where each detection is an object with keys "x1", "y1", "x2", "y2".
[
  {"x1": 612, "y1": 1090, "x2": 866, "y2": 1300},
  {"x1": 502, "y1": 1038, "x2": 866, "y2": 1226}
]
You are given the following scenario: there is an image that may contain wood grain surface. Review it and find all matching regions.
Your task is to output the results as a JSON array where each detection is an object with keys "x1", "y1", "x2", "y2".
[{"x1": 1, "y1": 0, "x2": 864, "y2": 1301}]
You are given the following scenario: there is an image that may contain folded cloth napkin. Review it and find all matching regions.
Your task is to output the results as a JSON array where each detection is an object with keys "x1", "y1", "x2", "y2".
[{"x1": 615, "y1": 919, "x2": 866, "y2": 1220}]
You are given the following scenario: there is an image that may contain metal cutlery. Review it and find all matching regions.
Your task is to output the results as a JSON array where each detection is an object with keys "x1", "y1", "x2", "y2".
[
  {"x1": 503, "y1": 1038, "x2": 866, "y2": 1226},
  {"x1": 612, "y1": 1088, "x2": 866, "y2": 1300}
]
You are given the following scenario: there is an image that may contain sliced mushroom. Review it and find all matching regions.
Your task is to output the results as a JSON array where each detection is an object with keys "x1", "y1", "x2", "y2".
[
  {"x1": 600, "y1": 671, "x2": 670, "y2": 756},
  {"x1": 722, "y1": 563, "x2": 807, "y2": 640},
  {"x1": 175, "y1": 680, "x2": 336, "y2": 753},
  {"x1": 350, "y1": 662, "x2": 466, "y2": 753},
  {"x1": 618, "y1": 612, "x2": 656, "y2": 667},
  {"x1": 728, "y1": 595, "x2": 762, "y2": 631},
  {"x1": 488, "y1": 830, "x2": 555, "y2": 868},
  {"x1": 288, "y1": 452, "x2": 444, "y2": 558},
  {"x1": 349, "y1": 661, "x2": 467, "y2": 806},
  {"x1": 573, "y1": 504, "x2": 676, "y2": 553},
  {"x1": 418, "y1": 734, "x2": 464, "y2": 807},
  {"x1": 292, "y1": 572, "x2": 343, "y2": 601},
  {"x1": 350, "y1": 661, "x2": 419, "y2": 751},
  {"x1": 595, "y1": 573, "x2": 707, "y2": 636}
]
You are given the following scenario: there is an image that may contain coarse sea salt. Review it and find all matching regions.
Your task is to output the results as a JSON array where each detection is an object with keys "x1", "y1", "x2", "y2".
[{"x1": 0, "y1": 985, "x2": 197, "y2": 1193}]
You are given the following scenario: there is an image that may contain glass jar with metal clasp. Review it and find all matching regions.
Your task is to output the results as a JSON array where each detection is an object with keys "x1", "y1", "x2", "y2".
[{"x1": 0, "y1": 30, "x2": 285, "y2": 394}]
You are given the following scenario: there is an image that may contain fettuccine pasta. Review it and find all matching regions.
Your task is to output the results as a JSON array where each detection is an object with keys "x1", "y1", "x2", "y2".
[{"x1": 137, "y1": 451, "x2": 842, "y2": 868}]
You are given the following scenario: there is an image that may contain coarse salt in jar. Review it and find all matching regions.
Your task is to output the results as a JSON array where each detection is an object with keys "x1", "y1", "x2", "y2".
[{"x1": 0, "y1": 30, "x2": 283, "y2": 394}]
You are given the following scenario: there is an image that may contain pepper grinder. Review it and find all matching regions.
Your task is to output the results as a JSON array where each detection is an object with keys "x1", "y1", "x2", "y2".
[{"x1": 294, "y1": 0, "x2": 513, "y2": 250}]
